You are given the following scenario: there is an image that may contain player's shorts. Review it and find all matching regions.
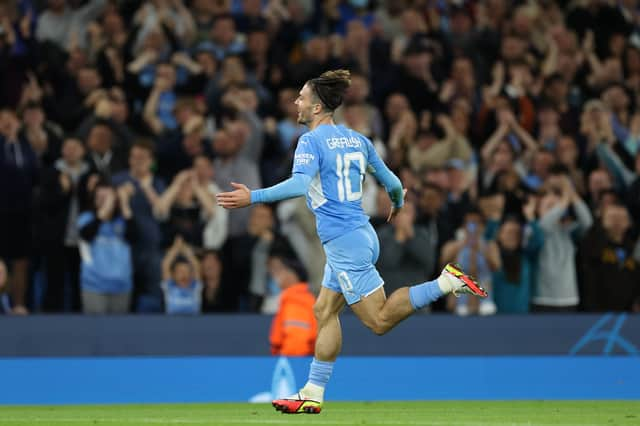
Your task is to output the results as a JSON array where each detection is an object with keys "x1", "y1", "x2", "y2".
[{"x1": 321, "y1": 222, "x2": 384, "y2": 305}]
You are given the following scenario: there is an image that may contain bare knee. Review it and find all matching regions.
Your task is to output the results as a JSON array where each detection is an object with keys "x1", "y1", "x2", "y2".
[
  {"x1": 365, "y1": 316, "x2": 392, "y2": 336},
  {"x1": 313, "y1": 301, "x2": 336, "y2": 326}
]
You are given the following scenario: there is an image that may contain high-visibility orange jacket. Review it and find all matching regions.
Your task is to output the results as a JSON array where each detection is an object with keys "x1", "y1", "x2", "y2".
[{"x1": 270, "y1": 283, "x2": 317, "y2": 356}]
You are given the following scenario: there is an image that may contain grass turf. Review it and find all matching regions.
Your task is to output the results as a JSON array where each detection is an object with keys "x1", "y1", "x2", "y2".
[{"x1": 0, "y1": 401, "x2": 638, "y2": 426}]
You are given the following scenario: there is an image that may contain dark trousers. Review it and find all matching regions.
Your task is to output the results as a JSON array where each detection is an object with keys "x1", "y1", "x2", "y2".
[{"x1": 42, "y1": 245, "x2": 81, "y2": 312}]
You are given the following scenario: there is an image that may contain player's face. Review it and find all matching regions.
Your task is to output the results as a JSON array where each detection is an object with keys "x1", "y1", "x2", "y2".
[{"x1": 295, "y1": 84, "x2": 317, "y2": 125}]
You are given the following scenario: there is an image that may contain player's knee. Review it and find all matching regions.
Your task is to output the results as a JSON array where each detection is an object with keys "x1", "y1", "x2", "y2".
[
  {"x1": 368, "y1": 323, "x2": 387, "y2": 336},
  {"x1": 367, "y1": 317, "x2": 392, "y2": 336},
  {"x1": 313, "y1": 302, "x2": 333, "y2": 325}
]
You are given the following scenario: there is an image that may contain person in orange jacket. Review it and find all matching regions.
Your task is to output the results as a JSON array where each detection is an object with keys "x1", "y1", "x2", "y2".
[{"x1": 268, "y1": 255, "x2": 317, "y2": 356}]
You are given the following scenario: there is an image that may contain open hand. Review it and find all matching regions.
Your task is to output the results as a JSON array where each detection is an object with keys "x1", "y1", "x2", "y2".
[{"x1": 216, "y1": 182, "x2": 251, "y2": 209}]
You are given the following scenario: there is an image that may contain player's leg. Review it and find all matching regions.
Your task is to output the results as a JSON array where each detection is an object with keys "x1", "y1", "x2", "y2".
[
  {"x1": 313, "y1": 285, "x2": 346, "y2": 362},
  {"x1": 272, "y1": 266, "x2": 345, "y2": 414},
  {"x1": 350, "y1": 286, "x2": 410, "y2": 335},
  {"x1": 350, "y1": 223, "x2": 487, "y2": 335},
  {"x1": 351, "y1": 262, "x2": 488, "y2": 335},
  {"x1": 298, "y1": 285, "x2": 344, "y2": 402}
]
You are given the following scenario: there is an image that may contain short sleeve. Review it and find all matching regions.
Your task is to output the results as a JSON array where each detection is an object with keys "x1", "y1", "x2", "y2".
[{"x1": 291, "y1": 136, "x2": 320, "y2": 177}]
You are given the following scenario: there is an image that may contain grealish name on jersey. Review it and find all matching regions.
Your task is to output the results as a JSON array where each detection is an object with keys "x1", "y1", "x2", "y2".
[{"x1": 326, "y1": 136, "x2": 362, "y2": 149}]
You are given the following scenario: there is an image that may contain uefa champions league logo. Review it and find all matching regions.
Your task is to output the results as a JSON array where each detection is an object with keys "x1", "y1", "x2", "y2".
[{"x1": 249, "y1": 357, "x2": 297, "y2": 403}]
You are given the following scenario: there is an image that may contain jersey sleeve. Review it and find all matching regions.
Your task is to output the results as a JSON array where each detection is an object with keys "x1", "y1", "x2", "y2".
[
  {"x1": 291, "y1": 135, "x2": 320, "y2": 177},
  {"x1": 365, "y1": 138, "x2": 404, "y2": 208},
  {"x1": 250, "y1": 173, "x2": 312, "y2": 204}
]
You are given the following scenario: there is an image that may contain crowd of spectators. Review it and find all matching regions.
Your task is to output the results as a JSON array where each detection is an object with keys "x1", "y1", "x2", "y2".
[{"x1": 1, "y1": 0, "x2": 639, "y2": 315}]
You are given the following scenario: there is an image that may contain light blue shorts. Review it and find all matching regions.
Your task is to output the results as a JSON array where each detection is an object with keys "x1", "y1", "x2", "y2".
[{"x1": 321, "y1": 222, "x2": 384, "y2": 305}]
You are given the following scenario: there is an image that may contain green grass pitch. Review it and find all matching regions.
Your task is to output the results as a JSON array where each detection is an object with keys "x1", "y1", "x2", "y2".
[{"x1": 0, "y1": 401, "x2": 638, "y2": 425}]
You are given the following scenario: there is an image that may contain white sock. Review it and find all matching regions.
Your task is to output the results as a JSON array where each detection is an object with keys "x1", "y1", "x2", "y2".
[
  {"x1": 437, "y1": 272, "x2": 457, "y2": 294},
  {"x1": 301, "y1": 382, "x2": 325, "y2": 401}
]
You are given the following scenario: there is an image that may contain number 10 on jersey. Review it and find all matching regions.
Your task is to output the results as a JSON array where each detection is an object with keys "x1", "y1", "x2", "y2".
[{"x1": 336, "y1": 152, "x2": 365, "y2": 202}]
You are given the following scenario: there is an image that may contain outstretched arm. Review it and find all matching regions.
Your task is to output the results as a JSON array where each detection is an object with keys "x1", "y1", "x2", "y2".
[
  {"x1": 218, "y1": 134, "x2": 319, "y2": 209},
  {"x1": 216, "y1": 173, "x2": 312, "y2": 209}
]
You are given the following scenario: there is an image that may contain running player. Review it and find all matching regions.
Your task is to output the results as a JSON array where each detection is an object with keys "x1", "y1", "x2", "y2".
[{"x1": 216, "y1": 70, "x2": 487, "y2": 414}]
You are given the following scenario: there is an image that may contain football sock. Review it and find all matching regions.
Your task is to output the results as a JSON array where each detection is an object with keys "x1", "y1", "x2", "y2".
[
  {"x1": 409, "y1": 279, "x2": 444, "y2": 310},
  {"x1": 302, "y1": 358, "x2": 334, "y2": 401}
]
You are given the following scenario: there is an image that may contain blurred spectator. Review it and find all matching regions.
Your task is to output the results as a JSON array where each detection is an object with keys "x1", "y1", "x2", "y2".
[
  {"x1": 0, "y1": 258, "x2": 10, "y2": 314},
  {"x1": 112, "y1": 141, "x2": 166, "y2": 311},
  {"x1": 85, "y1": 121, "x2": 127, "y2": 178},
  {"x1": 374, "y1": 0, "x2": 404, "y2": 40},
  {"x1": 533, "y1": 175, "x2": 592, "y2": 312},
  {"x1": 247, "y1": 204, "x2": 292, "y2": 313},
  {"x1": 480, "y1": 107, "x2": 538, "y2": 193},
  {"x1": 157, "y1": 112, "x2": 214, "y2": 181},
  {"x1": 207, "y1": 54, "x2": 270, "y2": 109},
  {"x1": 44, "y1": 64, "x2": 105, "y2": 132},
  {"x1": 156, "y1": 168, "x2": 218, "y2": 249},
  {"x1": 223, "y1": 204, "x2": 288, "y2": 312},
  {"x1": 277, "y1": 197, "x2": 325, "y2": 292},
  {"x1": 213, "y1": 128, "x2": 261, "y2": 237},
  {"x1": 586, "y1": 168, "x2": 614, "y2": 214},
  {"x1": 446, "y1": 158, "x2": 475, "y2": 231},
  {"x1": 384, "y1": 93, "x2": 416, "y2": 170},
  {"x1": 390, "y1": 8, "x2": 427, "y2": 64},
  {"x1": 197, "y1": 13, "x2": 245, "y2": 61},
  {"x1": 407, "y1": 114, "x2": 472, "y2": 172},
  {"x1": 36, "y1": 0, "x2": 107, "y2": 50},
  {"x1": 93, "y1": 10, "x2": 128, "y2": 88},
  {"x1": 192, "y1": 0, "x2": 223, "y2": 43},
  {"x1": 161, "y1": 236, "x2": 203, "y2": 315},
  {"x1": 525, "y1": 149, "x2": 556, "y2": 192},
  {"x1": 391, "y1": 37, "x2": 440, "y2": 115},
  {"x1": 75, "y1": 87, "x2": 133, "y2": 152},
  {"x1": 234, "y1": 1, "x2": 267, "y2": 37},
  {"x1": 0, "y1": 2, "x2": 37, "y2": 108},
  {"x1": 438, "y1": 57, "x2": 478, "y2": 109},
  {"x1": 200, "y1": 249, "x2": 225, "y2": 313},
  {"x1": 18, "y1": 100, "x2": 63, "y2": 168},
  {"x1": 334, "y1": 73, "x2": 383, "y2": 140},
  {"x1": 555, "y1": 137, "x2": 586, "y2": 195},
  {"x1": 377, "y1": 201, "x2": 435, "y2": 299},
  {"x1": 268, "y1": 254, "x2": 316, "y2": 357},
  {"x1": 78, "y1": 179, "x2": 136, "y2": 314},
  {"x1": 579, "y1": 203, "x2": 640, "y2": 312},
  {"x1": 132, "y1": 0, "x2": 196, "y2": 48},
  {"x1": 415, "y1": 182, "x2": 454, "y2": 263},
  {"x1": 194, "y1": 155, "x2": 229, "y2": 250},
  {"x1": 143, "y1": 62, "x2": 179, "y2": 135},
  {"x1": 487, "y1": 198, "x2": 544, "y2": 314},
  {"x1": 0, "y1": 108, "x2": 37, "y2": 314},
  {"x1": 289, "y1": 35, "x2": 339, "y2": 88},
  {"x1": 220, "y1": 84, "x2": 266, "y2": 163},
  {"x1": 37, "y1": 138, "x2": 89, "y2": 312},
  {"x1": 440, "y1": 208, "x2": 499, "y2": 316}
]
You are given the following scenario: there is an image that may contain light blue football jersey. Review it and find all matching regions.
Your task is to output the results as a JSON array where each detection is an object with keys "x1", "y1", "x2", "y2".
[{"x1": 291, "y1": 123, "x2": 389, "y2": 243}]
